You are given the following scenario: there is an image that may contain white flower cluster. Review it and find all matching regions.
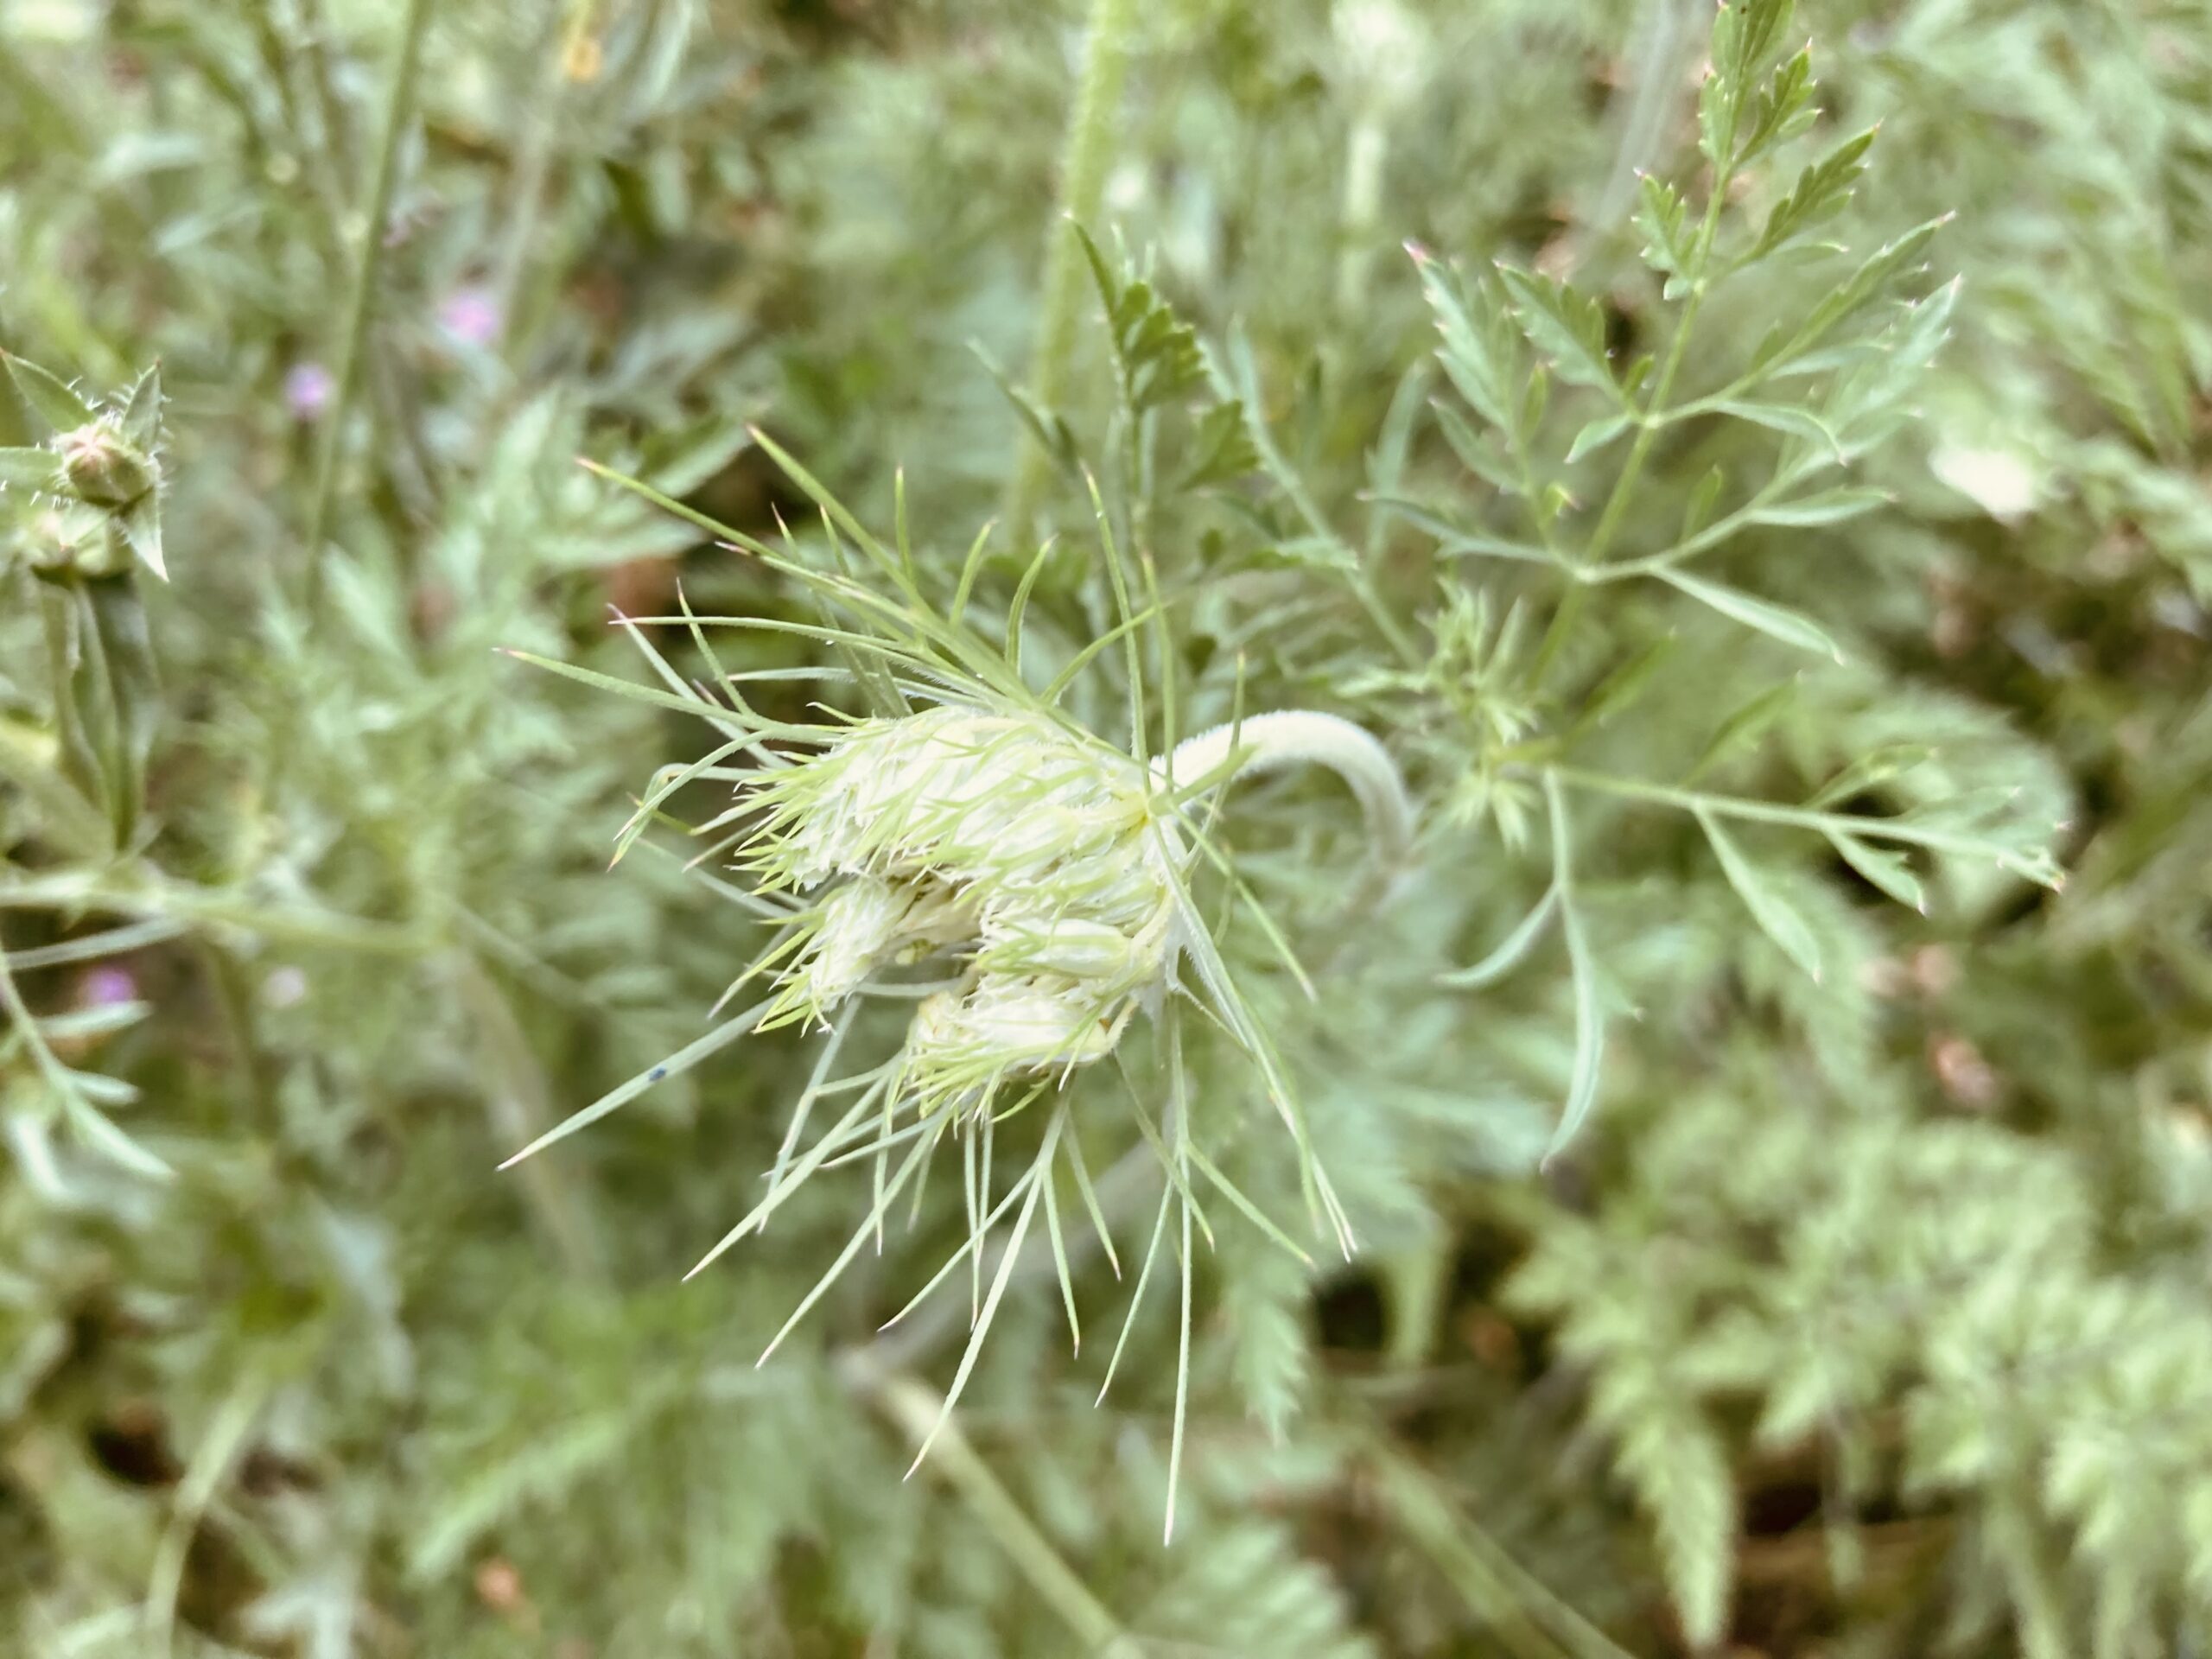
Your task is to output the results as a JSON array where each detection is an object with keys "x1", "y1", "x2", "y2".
[{"x1": 743, "y1": 705, "x2": 1186, "y2": 1112}]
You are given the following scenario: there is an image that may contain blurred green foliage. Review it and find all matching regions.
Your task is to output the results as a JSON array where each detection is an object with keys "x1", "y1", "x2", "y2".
[{"x1": 3, "y1": 0, "x2": 2211, "y2": 1656}]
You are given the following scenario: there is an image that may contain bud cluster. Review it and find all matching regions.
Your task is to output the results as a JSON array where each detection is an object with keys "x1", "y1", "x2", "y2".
[
  {"x1": 741, "y1": 704, "x2": 1185, "y2": 1115},
  {"x1": 1, "y1": 356, "x2": 167, "y2": 582}
]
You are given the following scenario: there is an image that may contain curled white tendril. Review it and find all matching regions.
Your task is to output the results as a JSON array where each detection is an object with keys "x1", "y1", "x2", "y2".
[{"x1": 1157, "y1": 709, "x2": 1414, "y2": 874}]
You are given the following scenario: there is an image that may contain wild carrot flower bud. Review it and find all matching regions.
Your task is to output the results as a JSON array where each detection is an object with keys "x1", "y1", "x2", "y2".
[
  {"x1": 785, "y1": 876, "x2": 921, "y2": 1020},
  {"x1": 770, "y1": 874, "x2": 974, "y2": 1028},
  {"x1": 726, "y1": 696, "x2": 1416, "y2": 1128},
  {"x1": 505, "y1": 517, "x2": 1415, "y2": 1514},
  {"x1": 740, "y1": 703, "x2": 1183, "y2": 1112},
  {"x1": 904, "y1": 976, "x2": 1129, "y2": 1096}
]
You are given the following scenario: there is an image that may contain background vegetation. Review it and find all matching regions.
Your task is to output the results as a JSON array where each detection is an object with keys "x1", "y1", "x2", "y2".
[{"x1": 3, "y1": 0, "x2": 2210, "y2": 1655}]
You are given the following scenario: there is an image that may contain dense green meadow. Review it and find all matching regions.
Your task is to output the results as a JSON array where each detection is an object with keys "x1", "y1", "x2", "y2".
[{"x1": 4, "y1": 0, "x2": 2212, "y2": 1654}]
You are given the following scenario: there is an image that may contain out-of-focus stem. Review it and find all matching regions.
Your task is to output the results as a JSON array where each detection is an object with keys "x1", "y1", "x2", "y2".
[
  {"x1": 851, "y1": 1362, "x2": 1141, "y2": 1658},
  {"x1": 303, "y1": 0, "x2": 435, "y2": 614},
  {"x1": 1003, "y1": 0, "x2": 1141, "y2": 550},
  {"x1": 457, "y1": 952, "x2": 610, "y2": 1282},
  {"x1": 489, "y1": 0, "x2": 589, "y2": 346},
  {"x1": 1337, "y1": 114, "x2": 1389, "y2": 315}
]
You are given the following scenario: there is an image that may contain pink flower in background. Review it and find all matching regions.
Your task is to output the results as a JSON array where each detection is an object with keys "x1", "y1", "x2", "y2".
[
  {"x1": 283, "y1": 362, "x2": 334, "y2": 419},
  {"x1": 79, "y1": 965, "x2": 139, "y2": 1008},
  {"x1": 437, "y1": 284, "x2": 504, "y2": 349}
]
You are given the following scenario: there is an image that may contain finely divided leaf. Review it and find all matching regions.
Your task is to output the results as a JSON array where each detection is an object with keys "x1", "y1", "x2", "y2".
[
  {"x1": 1497, "y1": 265, "x2": 1621, "y2": 400},
  {"x1": 1658, "y1": 569, "x2": 1846, "y2": 661},
  {"x1": 1754, "y1": 219, "x2": 1945, "y2": 377},
  {"x1": 1733, "y1": 45, "x2": 1818, "y2": 173},
  {"x1": 1567, "y1": 411, "x2": 1634, "y2": 463},
  {"x1": 1077, "y1": 225, "x2": 1206, "y2": 413},
  {"x1": 1827, "y1": 831, "x2": 1928, "y2": 912},
  {"x1": 1697, "y1": 808, "x2": 1824, "y2": 980},
  {"x1": 1634, "y1": 174, "x2": 1694, "y2": 289},
  {"x1": 1700, "y1": 0, "x2": 1800, "y2": 168},
  {"x1": 1751, "y1": 128, "x2": 1878, "y2": 260},
  {"x1": 1415, "y1": 250, "x2": 1522, "y2": 434},
  {"x1": 1744, "y1": 486, "x2": 1891, "y2": 527},
  {"x1": 1178, "y1": 399, "x2": 1262, "y2": 492},
  {"x1": 1431, "y1": 399, "x2": 1524, "y2": 493}
]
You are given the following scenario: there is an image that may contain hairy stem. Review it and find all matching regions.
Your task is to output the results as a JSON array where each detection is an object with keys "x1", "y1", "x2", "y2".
[
  {"x1": 1003, "y1": 0, "x2": 1141, "y2": 550},
  {"x1": 1529, "y1": 165, "x2": 1730, "y2": 691},
  {"x1": 488, "y1": 0, "x2": 585, "y2": 349},
  {"x1": 303, "y1": 0, "x2": 435, "y2": 614},
  {"x1": 851, "y1": 1362, "x2": 1141, "y2": 1656},
  {"x1": 1166, "y1": 709, "x2": 1414, "y2": 873},
  {"x1": 1545, "y1": 764, "x2": 2063, "y2": 884},
  {"x1": 1337, "y1": 114, "x2": 1389, "y2": 315}
]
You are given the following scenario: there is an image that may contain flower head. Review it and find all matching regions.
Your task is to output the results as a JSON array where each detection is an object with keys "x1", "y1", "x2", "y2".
[
  {"x1": 1, "y1": 355, "x2": 168, "y2": 581},
  {"x1": 505, "y1": 445, "x2": 1416, "y2": 1537},
  {"x1": 78, "y1": 965, "x2": 139, "y2": 1009},
  {"x1": 283, "y1": 361, "x2": 335, "y2": 420},
  {"x1": 742, "y1": 702, "x2": 1185, "y2": 1114},
  {"x1": 437, "y1": 284, "x2": 505, "y2": 349}
]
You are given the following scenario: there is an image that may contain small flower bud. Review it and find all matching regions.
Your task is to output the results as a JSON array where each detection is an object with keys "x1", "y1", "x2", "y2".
[
  {"x1": 18, "y1": 502, "x2": 129, "y2": 578},
  {"x1": 801, "y1": 877, "x2": 918, "y2": 1013},
  {"x1": 904, "y1": 974, "x2": 1127, "y2": 1109},
  {"x1": 59, "y1": 421, "x2": 156, "y2": 510},
  {"x1": 977, "y1": 915, "x2": 1144, "y2": 983}
]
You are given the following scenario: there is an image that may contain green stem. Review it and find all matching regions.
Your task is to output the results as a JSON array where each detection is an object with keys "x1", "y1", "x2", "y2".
[
  {"x1": 0, "y1": 871, "x2": 435, "y2": 956},
  {"x1": 488, "y1": 0, "x2": 583, "y2": 349},
  {"x1": 854, "y1": 1363, "x2": 1141, "y2": 1657},
  {"x1": 0, "y1": 711, "x2": 108, "y2": 851},
  {"x1": 1590, "y1": 474, "x2": 1792, "y2": 582},
  {"x1": 147, "y1": 1372, "x2": 271, "y2": 1659},
  {"x1": 1003, "y1": 0, "x2": 1141, "y2": 550},
  {"x1": 200, "y1": 939, "x2": 278, "y2": 1125},
  {"x1": 1543, "y1": 764, "x2": 2062, "y2": 880},
  {"x1": 1166, "y1": 709, "x2": 1414, "y2": 872},
  {"x1": 300, "y1": 0, "x2": 359, "y2": 181},
  {"x1": 1223, "y1": 342, "x2": 1422, "y2": 663},
  {"x1": 1364, "y1": 1433, "x2": 1637, "y2": 1659},
  {"x1": 1336, "y1": 112, "x2": 1389, "y2": 316},
  {"x1": 1528, "y1": 180, "x2": 1729, "y2": 691},
  {"x1": 456, "y1": 952, "x2": 609, "y2": 1282},
  {"x1": 0, "y1": 941, "x2": 67, "y2": 1099},
  {"x1": 302, "y1": 0, "x2": 435, "y2": 613},
  {"x1": 248, "y1": 8, "x2": 349, "y2": 265}
]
